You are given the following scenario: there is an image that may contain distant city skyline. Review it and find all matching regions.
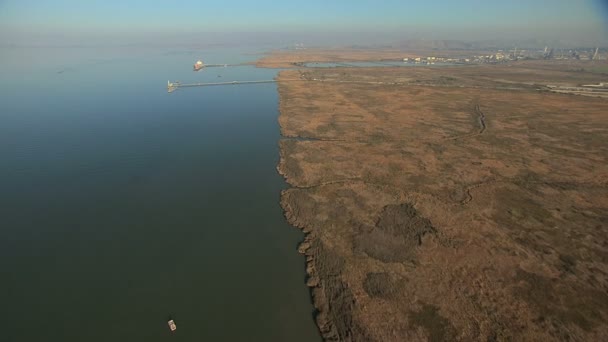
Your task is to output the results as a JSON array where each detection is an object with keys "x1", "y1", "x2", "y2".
[{"x1": 1, "y1": 0, "x2": 606, "y2": 45}]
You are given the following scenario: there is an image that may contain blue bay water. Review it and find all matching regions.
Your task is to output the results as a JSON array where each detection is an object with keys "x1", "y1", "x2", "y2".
[{"x1": 0, "y1": 46, "x2": 320, "y2": 341}]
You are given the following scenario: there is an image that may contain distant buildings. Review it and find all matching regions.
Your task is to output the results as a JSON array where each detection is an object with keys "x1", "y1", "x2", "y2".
[
  {"x1": 403, "y1": 47, "x2": 604, "y2": 66},
  {"x1": 403, "y1": 55, "x2": 468, "y2": 65}
]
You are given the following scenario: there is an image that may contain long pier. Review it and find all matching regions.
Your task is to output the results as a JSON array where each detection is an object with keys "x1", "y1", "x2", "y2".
[
  {"x1": 200, "y1": 63, "x2": 250, "y2": 68},
  {"x1": 168, "y1": 79, "x2": 276, "y2": 92}
]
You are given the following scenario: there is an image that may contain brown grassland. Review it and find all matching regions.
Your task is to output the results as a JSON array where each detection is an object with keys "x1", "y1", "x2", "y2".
[
  {"x1": 256, "y1": 48, "x2": 418, "y2": 68},
  {"x1": 271, "y1": 56, "x2": 608, "y2": 341}
]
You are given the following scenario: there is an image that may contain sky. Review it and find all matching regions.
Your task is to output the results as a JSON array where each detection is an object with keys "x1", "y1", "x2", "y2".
[{"x1": 0, "y1": 0, "x2": 606, "y2": 45}]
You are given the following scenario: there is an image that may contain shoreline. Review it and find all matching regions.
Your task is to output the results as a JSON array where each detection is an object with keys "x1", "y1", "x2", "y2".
[
  {"x1": 275, "y1": 72, "x2": 339, "y2": 340},
  {"x1": 272, "y1": 59, "x2": 608, "y2": 340}
]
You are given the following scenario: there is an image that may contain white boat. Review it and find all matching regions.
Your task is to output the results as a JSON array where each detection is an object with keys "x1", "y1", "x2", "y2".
[
  {"x1": 193, "y1": 60, "x2": 204, "y2": 71},
  {"x1": 168, "y1": 319, "x2": 177, "y2": 332}
]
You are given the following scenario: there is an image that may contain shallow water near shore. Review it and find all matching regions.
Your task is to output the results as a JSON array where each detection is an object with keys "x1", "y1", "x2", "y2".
[{"x1": 0, "y1": 46, "x2": 320, "y2": 341}]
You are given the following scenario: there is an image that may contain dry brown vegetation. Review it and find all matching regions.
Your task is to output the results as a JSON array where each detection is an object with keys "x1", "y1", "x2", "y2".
[
  {"x1": 256, "y1": 48, "x2": 423, "y2": 68},
  {"x1": 275, "y1": 60, "x2": 608, "y2": 341}
]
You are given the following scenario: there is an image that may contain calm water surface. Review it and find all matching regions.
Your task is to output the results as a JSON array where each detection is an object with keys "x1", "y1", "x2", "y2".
[{"x1": 0, "y1": 46, "x2": 320, "y2": 341}]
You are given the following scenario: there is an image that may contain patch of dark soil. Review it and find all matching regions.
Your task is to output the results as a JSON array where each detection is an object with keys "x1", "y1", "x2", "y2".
[
  {"x1": 354, "y1": 203, "x2": 437, "y2": 263},
  {"x1": 319, "y1": 276, "x2": 369, "y2": 341},
  {"x1": 311, "y1": 239, "x2": 345, "y2": 277},
  {"x1": 310, "y1": 239, "x2": 369, "y2": 341},
  {"x1": 279, "y1": 140, "x2": 304, "y2": 180},
  {"x1": 335, "y1": 188, "x2": 370, "y2": 213},
  {"x1": 492, "y1": 187, "x2": 556, "y2": 248},
  {"x1": 558, "y1": 254, "x2": 577, "y2": 274},
  {"x1": 282, "y1": 190, "x2": 319, "y2": 230},
  {"x1": 449, "y1": 186, "x2": 470, "y2": 203},
  {"x1": 408, "y1": 303, "x2": 457, "y2": 342},
  {"x1": 362, "y1": 272, "x2": 399, "y2": 299},
  {"x1": 317, "y1": 122, "x2": 339, "y2": 135},
  {"x1": 514, "y1": 269, "x2": 608, "y2": 333},
  {"x1": 376, "y1": 204, "x2": 436, "y2": 239}
]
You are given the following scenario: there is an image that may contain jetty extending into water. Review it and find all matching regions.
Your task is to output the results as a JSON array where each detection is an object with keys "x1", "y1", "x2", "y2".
[{"x1": 167, "y1": 80, "x2": 277, "y2": 92}]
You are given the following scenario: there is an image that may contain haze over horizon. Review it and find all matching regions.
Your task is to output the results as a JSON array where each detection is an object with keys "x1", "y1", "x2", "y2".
[{"x1": 1, "y1": 1, "x2": 607, "y2": 47}]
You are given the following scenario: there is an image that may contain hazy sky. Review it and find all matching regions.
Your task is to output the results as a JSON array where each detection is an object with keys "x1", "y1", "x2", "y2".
[{"x1": 1, "y1": 0, "x2": 606, "y2": 44}]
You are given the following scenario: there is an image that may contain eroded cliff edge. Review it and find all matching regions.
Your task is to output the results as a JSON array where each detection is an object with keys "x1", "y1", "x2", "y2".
[{"x1": 276, "y1": 64, "x2": 608, "y2": 341}]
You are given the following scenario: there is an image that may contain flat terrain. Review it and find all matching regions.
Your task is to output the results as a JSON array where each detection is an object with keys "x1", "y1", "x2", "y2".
[
  {"x1": 256, "y1": 48, "x2": 425, "y2": 68},
  {"x1": 275, "y1": 59, "x2": 608, "y2": 341}
]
